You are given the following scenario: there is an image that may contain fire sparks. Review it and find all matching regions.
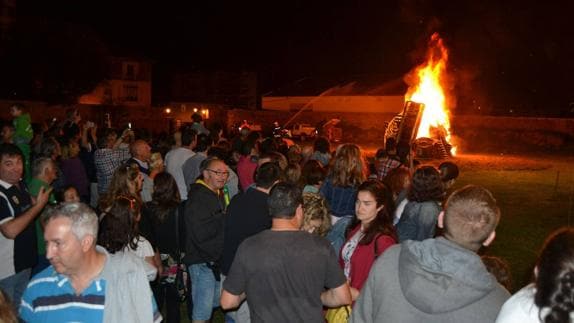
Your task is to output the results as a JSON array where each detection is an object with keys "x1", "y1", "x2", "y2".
[{"x1": 405, "y1": 33, "x2": 456, "y2": 154}]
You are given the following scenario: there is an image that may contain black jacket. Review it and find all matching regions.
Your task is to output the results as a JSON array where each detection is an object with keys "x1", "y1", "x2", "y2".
[{"x1": 183, "y1": 181, "x2": 226, "y2": 265}]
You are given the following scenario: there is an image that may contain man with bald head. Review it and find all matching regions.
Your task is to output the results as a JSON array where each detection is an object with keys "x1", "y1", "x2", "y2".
[
  {"x1": 184, "y1": 156, "x2": 229, "y2": 323},
  {"x1": 127, "y1": 139, "x2": 152, "y2": 175}
]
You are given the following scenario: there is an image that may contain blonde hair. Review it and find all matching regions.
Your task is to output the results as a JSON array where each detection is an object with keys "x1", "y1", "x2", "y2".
[
  {"x1": 327, "y1": 143, "x2": 366, "y2": 187},
  {"x1": 302, "y1": 193, "x2": 331, "y2": 237},
  {"x1": 150, "y1": 152, "x2": 164, "y2": 170}
]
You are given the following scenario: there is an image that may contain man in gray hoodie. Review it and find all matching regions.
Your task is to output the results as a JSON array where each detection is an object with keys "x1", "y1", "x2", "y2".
[{"x1": 351, "y1": 185, "x2": 510, "y2": 323}]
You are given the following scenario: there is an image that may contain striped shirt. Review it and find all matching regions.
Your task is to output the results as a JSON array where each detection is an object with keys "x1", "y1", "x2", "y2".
[
  {"x1": 20, "y1": 267, "x2": 106, "y2": 323},
  {"x1": 20, "y1": 261, "x2": 161, "y2": 323}
]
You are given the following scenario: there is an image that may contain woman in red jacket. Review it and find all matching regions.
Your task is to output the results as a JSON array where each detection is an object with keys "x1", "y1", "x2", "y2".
[{"x1": 340, "y1": 179, "x2": 397, "y2": 301}]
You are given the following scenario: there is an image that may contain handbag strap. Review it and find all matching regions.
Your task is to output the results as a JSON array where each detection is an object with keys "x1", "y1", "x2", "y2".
[{"x1": 174, "y1": 205, "x2": 182, "y2": 263}]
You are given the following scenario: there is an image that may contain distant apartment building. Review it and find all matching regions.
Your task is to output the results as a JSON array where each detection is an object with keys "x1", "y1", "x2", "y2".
[
  {"x1": 171, "y1": 71, "x2": 258, "y2": 110},
  {"x1": 79, "y1": 56, "x2": 152, "y2": 107}
]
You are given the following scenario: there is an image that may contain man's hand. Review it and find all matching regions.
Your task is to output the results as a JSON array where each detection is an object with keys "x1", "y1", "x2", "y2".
[
  {"x1": 35, "y1": 186, "x2": 53, "y2": 207},
  {"x1": 0, "y1": 186, "x2": 53, "y2": 239},
  {"x1": 350, "y1": 286, "x2": 360, "y2": 301},
  {"x1": 321, "y1": 282, "x2": 352, "y2": 307},
  {"x1": 220, "y1": 289, "x2": 246, "y2": 310}
]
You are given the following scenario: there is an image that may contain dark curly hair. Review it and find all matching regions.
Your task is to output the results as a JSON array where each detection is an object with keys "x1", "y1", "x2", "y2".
[
  {"x1": 148, "y1": 172, "x2": 181, "y2": 224},
  {"x1": 299, "y1": 159, "x2": 326, "y2": 187},
  {"x1": 407, "y1": 166, "x2": 444, "y2": 202},
  {"x1": 534, "y1": 227, "x2": 574, "y2": 323},
  {"x1": 98, "y1": 196, "x2": 141, "y2": 253},
  {"x1": 346, "y1": 180, "x2": 397, "y2": 245}
]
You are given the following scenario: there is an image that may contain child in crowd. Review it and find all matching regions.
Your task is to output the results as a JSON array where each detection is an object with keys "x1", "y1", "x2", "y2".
[
  {"x1": 57, "y1": 185, "x2": 81, "y2": 203},
  {"x1": 302, "y1": 193, "x2": 331, "y2": 237},
  {"x1": 10, "y1": 104, "x2": 33, "y2": 181}
]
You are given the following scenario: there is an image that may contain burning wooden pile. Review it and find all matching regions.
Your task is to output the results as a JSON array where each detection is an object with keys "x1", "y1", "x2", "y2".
[{"x1": 397, "y1": 33, "x2": 456, "y2": 159}]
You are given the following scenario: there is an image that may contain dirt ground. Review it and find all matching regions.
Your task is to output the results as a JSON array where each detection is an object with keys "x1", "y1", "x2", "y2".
[{"x1": 357, "y1": 142, "x2": 573, "y2": 171}]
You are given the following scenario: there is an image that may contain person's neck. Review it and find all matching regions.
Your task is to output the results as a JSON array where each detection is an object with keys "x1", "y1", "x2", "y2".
[
  {"x1": 254, "y1": 186, "x2": 270, "y2": 194},
  {"x1": 68, "y1": 249, "x2": 106, "y2": 295},
  {"x1": 198, "y1": 179, "x2": 220, "y2": 194},
  {"x1": 360, "y1": 219, "x2": 374, "y2": 231},
  {"x1": 271, "y1": 218, "x2": 300, "y2": 231}
]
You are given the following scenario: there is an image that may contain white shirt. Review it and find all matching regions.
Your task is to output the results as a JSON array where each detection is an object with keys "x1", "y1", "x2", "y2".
[
  {"x1": 165, "y1": 147, "x2": 195, "y2": 200},
  {"x1": 496, "y1": 284, "x2": 550, "y2": 323},
  {"x1": 126, "y1": 236, "x2": 155, "y2": 259}
]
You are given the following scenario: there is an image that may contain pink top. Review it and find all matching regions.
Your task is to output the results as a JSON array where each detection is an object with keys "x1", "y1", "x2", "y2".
[
  {"x1": 237, "y1": 155, "x2": 258, "y2": 191},
  {"x1": 339, "y1": 226, "x2": 396, "y2": 291}
]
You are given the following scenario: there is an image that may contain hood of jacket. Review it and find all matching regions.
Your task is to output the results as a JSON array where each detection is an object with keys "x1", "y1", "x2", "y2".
[
  {"x1": 398, "y1": 237, "x2": 498, "y2": 314},
  {"x1": 188, "y1": 180, "x2": 220, "y2": 201}
]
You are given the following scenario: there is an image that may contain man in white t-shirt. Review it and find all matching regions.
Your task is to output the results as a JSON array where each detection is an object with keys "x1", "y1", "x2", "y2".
[{"x1": 165, "y1": 128, "x2": 196, "y2": 200}]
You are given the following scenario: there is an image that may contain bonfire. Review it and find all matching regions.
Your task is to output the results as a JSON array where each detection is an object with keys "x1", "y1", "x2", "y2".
[{"x1": 404, "y1": 33, "x2": 456, "y2": 158}]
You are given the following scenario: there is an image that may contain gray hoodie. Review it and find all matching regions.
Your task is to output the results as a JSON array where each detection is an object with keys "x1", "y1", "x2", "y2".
[{"x1": 351, "y1": 237, "x2": 510, "y2": 323}]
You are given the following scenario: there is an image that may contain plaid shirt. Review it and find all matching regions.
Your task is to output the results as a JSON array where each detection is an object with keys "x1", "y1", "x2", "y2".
[
  {"x1": 94, "y1": 146, "x2": 131, "y2": 194},
  {"x1": 376, "y1": 157, "x2": 402, "y2": 180}
]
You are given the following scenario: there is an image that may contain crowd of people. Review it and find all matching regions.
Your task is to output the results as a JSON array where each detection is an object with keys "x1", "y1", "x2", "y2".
[{"x1": 0, "y1": 104, "x2": 573, "y2": 323}]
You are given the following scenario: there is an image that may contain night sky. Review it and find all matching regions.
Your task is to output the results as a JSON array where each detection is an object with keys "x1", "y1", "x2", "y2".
[{"x1": 9, "y1": 0, "x2": 574, "y2": 115}]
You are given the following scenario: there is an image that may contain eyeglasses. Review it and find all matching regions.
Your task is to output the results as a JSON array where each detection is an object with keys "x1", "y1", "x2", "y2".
[{"x1": 206, "y1": 169, "x2": 230, "y2": 177}]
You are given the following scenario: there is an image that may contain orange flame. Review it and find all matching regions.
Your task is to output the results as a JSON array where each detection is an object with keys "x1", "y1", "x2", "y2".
[{"x1": 405, "y1": 33, "x2": 455, "y2": 154}]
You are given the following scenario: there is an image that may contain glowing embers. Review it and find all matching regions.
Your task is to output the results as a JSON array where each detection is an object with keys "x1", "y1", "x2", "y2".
[{"x1": 405, "y1": 33, "x2": 456, "y2": 157}]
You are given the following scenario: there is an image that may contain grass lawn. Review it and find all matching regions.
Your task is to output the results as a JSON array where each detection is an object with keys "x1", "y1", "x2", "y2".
[{"x1": 176, "y1": 153, "x2": 574, "y2": 322}]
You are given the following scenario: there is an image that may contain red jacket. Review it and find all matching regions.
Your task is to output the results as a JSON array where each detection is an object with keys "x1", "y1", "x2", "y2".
[{"x1": 339, "y1": 226, "x2": 396, "y2": 291}]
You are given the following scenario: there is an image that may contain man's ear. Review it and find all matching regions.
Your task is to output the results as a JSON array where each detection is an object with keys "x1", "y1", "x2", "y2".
[
  {"x1": 482, "y1": 231, "x2": 496, "y2": 247},
  {"x1": 81, "y1": 235, "x2": 95, "y2": 252},
  {"x1": 294, "y1": 204, "x2": 304, "y2": 228},
  {"x1": 437, "y1": 211, "x2": 445, "y2": 229}
]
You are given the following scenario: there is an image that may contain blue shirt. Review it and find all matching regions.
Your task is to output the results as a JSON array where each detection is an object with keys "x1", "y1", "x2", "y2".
[
  {"x1": 319, "y1": 178, "x2": 357, "y2": 217},
  {"x1": 20, "y1": 267, "x2": 106, "y2": 323}
]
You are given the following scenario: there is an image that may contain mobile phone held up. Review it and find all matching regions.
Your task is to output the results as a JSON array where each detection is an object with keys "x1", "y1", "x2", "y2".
[{"x1": 128, "y1": 122, "x2": 132, "y2": 129}]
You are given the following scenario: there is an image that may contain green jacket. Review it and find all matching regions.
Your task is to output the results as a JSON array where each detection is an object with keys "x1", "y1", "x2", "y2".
[
  {"x1": 13, "y1": 113, "x2": 33, "y2": 144},
  {"x1": 28, "y1": 178, "x2": 56, "y2": 255}
]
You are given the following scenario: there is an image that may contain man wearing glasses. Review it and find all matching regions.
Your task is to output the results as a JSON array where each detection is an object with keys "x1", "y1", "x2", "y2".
[{"x1": 184, "y1": 157, "x2": 229, "y2": 323}]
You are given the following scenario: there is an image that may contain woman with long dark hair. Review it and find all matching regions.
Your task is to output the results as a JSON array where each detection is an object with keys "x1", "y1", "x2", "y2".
[
  {"x1": 140, "y1": 172, "x2": 185, "y2": 323},
  {"x1": 340, "y1": 180, "x2": 397, "y2": 301},
  {"x1": 98, "y1": 195, "x2": 157, "y2": 276},
  {"x1": 396, "y1": 166, "x2": 444, "y2": 242},
  {"x1": 496, "y1": 227, "x2": 574, "y2": 323}
]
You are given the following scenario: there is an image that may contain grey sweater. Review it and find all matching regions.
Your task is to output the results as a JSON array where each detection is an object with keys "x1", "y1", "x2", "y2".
[
  {"x1": 351, "y1": 237, "x2": 510, "y2": 323},
  {"x1": 100, "y1": 247, "x2": 161, "y2": 323}
]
